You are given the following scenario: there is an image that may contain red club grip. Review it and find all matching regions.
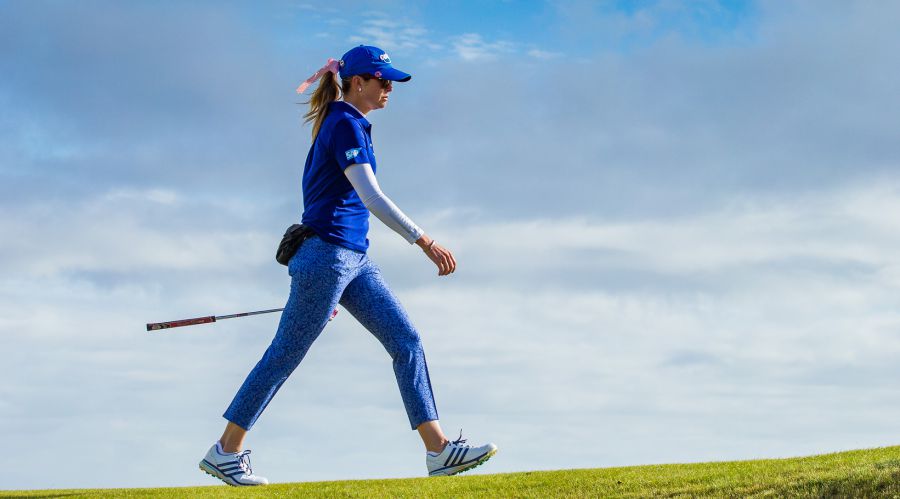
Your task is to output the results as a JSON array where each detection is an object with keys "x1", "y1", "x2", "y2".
[{"x1": 146, "y1": 316, "x2": 216, "y2": 331}]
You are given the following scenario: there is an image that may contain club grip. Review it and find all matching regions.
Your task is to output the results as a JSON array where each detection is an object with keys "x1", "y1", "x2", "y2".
[{"x1": 146, "y1": 316, "x2": 216, "y2": 331}]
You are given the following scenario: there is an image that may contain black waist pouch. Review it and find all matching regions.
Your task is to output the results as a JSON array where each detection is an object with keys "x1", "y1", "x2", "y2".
[{"x1": 276, "y1": 223, "x2": 315, "y2": 266}]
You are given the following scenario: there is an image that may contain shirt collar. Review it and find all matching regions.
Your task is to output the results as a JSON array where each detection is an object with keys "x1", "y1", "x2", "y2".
[
  {"x1": 330, "y1": 100, "x2": 370, "y2": 128},
  {"x1": 340, "y1": 100, "x2": 365, "y2": 118}
]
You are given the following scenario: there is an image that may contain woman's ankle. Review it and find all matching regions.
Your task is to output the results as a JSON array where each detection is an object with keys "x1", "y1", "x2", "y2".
[
  {"x1": 219, "y1": 421, "x2": 247, "y2": 453},
  {"x1": 425, "y1": 438, "x2": 449, "y2": 454}
]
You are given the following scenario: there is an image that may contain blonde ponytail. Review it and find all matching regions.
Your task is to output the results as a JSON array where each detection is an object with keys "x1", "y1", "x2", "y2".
[{"x1": 303, "y1": 71, "x2": 342, "y2": 140}]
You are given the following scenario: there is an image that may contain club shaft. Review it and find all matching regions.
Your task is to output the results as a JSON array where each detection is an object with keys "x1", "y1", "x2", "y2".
[
  {"x1": 146, "y1": 306, "x2": 338, "y2": 332},
  {"x1": 146, "y1": 308, "x2": 284, "y2": 331},
  {"x1": 215, "y1": 308, "x2": 285, "y2": 321}
]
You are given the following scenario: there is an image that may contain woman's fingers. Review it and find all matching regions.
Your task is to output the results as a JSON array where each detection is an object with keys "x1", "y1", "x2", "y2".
[
  {"x1": 447, "y1": 250, "x2": 457, "y2": 273},
  {"x1": 428, "y1": 248, "x2": 443, "y2": 275},
  {"x1": 445, "y1": 248, "x2": 456, "y2": 274},
  {"x1": 442, "y1": 249, "x2": 455, "y2": 275},
  {"x1": 437, "y1": 250, "x2": 449, "y2": 276},
  {"x1": 429, "y1": 244, "x2": 456, "y2": 276}
]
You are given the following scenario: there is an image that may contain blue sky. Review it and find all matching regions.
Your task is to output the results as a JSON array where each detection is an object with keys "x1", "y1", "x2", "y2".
[{"x1": 3, "y1": 0, "x2": 900, "y2": 491}]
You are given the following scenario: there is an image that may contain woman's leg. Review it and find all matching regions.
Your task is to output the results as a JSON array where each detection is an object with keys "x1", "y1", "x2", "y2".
[
  {"x1": 219, "y1": 421, "x2": 247, "y2": 454},
  {"x1": 417, "y1": 420, "x2": 450, "y2": 453},
  {"x1": 220, "y1": 238, "x2": 361, "y2": 443},
  {"x1": 338, "y1": 259, "x2": 442, "y2": 449}
]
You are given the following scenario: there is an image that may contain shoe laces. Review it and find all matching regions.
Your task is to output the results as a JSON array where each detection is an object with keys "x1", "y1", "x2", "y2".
[
  {"x1": 450, "y1": 429, "x2": 471, "y2": 448},
  {"x1": 237, "y1": 450, "x2": 254, "y2": 475}
]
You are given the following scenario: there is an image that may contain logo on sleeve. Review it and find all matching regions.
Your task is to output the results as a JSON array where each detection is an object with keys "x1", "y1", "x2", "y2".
[{"x1": 345, "y1": 147, "x2": 362, "y2": 160}]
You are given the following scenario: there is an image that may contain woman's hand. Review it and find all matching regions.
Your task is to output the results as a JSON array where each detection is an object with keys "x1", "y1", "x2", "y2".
[{"x1": 416, "y1": 235, "x2": 456, "y2": 276}]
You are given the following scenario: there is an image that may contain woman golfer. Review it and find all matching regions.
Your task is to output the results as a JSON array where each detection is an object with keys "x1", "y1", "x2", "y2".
[{"x1": 198, "y1": 45, "x2": 497, "y2": 486}]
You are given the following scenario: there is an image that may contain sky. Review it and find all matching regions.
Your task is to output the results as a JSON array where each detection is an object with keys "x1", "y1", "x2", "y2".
[{"x1": 2, "y1": 0, "x2": 900, "y2": 491}]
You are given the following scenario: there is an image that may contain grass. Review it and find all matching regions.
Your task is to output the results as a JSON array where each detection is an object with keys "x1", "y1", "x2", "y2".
[{"x1": 4, "y1": 445, "x2": 900, "y2": 498}]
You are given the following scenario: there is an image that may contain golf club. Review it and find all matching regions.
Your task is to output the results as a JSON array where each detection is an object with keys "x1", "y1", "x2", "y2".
[{"x1": 147, "y1": 307, "x2": 338, "y2": 331}]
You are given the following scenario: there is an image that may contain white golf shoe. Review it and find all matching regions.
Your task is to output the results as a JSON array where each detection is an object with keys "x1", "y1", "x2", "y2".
[
  {"x1": 199, "y1": 441, "x2": 269, "y2": 486},
  {"x1": 426, "y1": 431, "x2": 498, "y2": 476}
]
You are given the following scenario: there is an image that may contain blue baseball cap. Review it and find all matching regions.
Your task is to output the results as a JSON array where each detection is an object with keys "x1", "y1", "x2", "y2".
[{"x1": 339, "y1": 45, "x2": 411, "y2": 82}]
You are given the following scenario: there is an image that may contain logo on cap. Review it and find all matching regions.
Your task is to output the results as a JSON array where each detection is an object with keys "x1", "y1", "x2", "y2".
[{"x1": 379, "y1": 53, "x2": 391, "y2": 63}]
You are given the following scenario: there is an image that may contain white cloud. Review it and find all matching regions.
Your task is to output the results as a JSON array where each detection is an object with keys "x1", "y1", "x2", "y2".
[
  {"x1": 364, "y1": 180, "x2": 900, "y2": 286},
  {"x1": 451, "y1": 33, "x2": 516, "y2": 61},
  {"x1": 347, "y1": 16, "x2": 436, "y2": 53},
  {"x1": 527, "y1": 48, "x2": 564, "y2": 59},
  {"x1": 102, "y1": 188, "x2": 179, "y2": 205},
  {"x1": 0, "y1": 188, "x2": 273, "y2": 276}
]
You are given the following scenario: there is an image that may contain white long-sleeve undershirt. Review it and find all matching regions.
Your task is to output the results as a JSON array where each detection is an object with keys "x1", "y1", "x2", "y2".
[{"x1": 344, "y1": 163, "x2": 424, "y2": 244}]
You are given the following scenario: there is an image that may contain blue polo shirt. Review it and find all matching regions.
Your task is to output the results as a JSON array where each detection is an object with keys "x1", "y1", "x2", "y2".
[{"x1": 301, "y1": 101, "x2": 376, "y2": 252}]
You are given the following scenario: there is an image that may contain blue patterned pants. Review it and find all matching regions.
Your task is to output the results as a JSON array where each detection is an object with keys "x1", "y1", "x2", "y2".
[{"x1": 223, "y1": 236, "x2": 439, "y2": 431}]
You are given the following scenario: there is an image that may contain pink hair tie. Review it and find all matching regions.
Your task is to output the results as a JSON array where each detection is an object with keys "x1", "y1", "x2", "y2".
[{"x1": 296, "y1": 58, "x2": 340, "y2": 94}]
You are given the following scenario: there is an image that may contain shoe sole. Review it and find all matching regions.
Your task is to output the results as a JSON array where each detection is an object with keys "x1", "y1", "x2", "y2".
[
  {"x1": 433, "y1": 448, "x2": 498, "y2": 477},
  {"x1": 199, "y1": 460, "x2": 241, "y2": 486},
  {"x1": 199, "y1": 459, "x2": 266, "y2": 486}
]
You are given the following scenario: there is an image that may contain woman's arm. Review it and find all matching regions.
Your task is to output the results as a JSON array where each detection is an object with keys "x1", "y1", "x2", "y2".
[
  {"x1": 344, "y1": 163, "x2": 423, "y2": 243},
  {"x1": 344, "y1": 163, "x2": 456, "y2": 275}
]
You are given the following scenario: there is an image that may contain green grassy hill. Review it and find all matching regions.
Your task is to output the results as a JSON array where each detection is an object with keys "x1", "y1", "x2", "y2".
[{"x1": 5, "y1": 445, "x2": 900, "y2": 498}]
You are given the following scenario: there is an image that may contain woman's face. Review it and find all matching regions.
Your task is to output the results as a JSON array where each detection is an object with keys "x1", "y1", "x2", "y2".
[{"x1": 358, "y1": 75, "x2": 393, "y2": 111}]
